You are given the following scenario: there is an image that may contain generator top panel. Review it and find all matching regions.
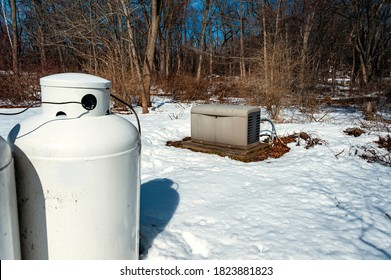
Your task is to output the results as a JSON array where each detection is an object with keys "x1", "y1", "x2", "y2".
[{"x1": 191, "y1": 104, "x2": 259, "y2": 117}]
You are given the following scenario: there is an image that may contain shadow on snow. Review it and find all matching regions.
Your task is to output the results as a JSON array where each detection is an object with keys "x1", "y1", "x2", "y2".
[{"x1": 139, "y1": 178, "x2": 179, "y2": 259}]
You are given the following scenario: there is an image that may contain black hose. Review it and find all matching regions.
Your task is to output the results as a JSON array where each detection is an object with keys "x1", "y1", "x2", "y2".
[
  {"x1": 0, "y1": 101, "x2": 82, "y2": 116},
  {"x1": 110, "y1": 94, "x2": 141, "y2": 135}
]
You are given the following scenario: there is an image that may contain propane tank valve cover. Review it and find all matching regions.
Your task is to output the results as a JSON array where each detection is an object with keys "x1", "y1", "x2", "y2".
[{"x1": 40, "y1": 73, "x2": 111, "y2": 118}]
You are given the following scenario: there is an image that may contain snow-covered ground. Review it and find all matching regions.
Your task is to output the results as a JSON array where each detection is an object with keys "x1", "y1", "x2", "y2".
[{"x1": 1, "y1": 98, "x2": 390, "y2": 260}]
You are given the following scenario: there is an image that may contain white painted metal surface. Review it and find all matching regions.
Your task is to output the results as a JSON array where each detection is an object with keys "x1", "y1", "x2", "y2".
[
  {"x1": 8, "y1": 73, "x2": 141, "y2": 259},
  {"x1": 0, "y1": 136, "x2": 21, "y2": 260}
]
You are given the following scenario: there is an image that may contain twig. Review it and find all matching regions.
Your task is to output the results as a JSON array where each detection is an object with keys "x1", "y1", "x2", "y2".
[
  {"x1": 274, "y1": 134, "x2": 286, "y2": 146},
  {"x1": 335, "y1": 149, "x2": 344, "y2": 158},
  {"x1": 313, "y1": 111, "x2": 330, "y2": 122},
  {"x1": 296, "y1": 132, "x2": 301, "y2": 146}
]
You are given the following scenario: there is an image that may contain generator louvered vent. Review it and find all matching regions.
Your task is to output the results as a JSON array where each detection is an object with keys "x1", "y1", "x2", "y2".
[
  {"x1": 191, "y1": 104, "x2": 261, "y2": 149},
  {"x1": 247, "y1": 112, "x2": 260, "y2": 145}
]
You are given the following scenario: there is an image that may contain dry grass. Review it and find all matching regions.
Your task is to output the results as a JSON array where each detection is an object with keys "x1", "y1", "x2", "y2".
[
  {"x1": 159, "y1": 75, "x2": 210, "y2": 101},
  {"x1": 0, "y1": 73, "x2": 40, "y2": 105},
  {"x1": 158, "y1": 74, "x2": 263, "y2": 104}
]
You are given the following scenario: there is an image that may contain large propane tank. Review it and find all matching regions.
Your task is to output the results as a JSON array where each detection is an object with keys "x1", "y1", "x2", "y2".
[
  {"x1": 8, "y1": 73, "x2": 141, "y2": 260},
  {"x1": 0, "y1": 136, "x2": 21, "y2": 260}
]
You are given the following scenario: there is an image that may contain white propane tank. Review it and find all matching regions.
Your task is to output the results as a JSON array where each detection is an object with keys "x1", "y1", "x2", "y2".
[
  {"x1": 0, "y1": 136, "x2": 21, "y2": 260},
  {"x1": 8, "y1": 73, "x2": 141, "y2": 260}
]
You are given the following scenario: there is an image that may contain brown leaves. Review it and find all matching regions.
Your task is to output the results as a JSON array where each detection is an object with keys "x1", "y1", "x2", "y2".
[
  {"x1": 246, "y1": 136, "x2": 297, "y2": 161},
  {"x1": 359, "y1": 135, "x2": 391, "y2": 167},
  {"x1": 344, "y1": 127, "x2": 365, "y2": 137},
  {"x1": 166, "y1": 132, "x2": 323, "y2": 162},
  {"x1": 375, "y1": 135, "x2": 391, "y2": 151}
]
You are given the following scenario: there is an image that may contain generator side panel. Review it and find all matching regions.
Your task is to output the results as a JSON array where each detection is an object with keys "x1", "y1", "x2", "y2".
[
  {"x1": 191, "y1": 114, "x2": 217, "y2": 144},
  {"x1": 191, "y1": 113, "x2": 248, "y2": 147},
  {"x1": 215, "y1": 116, "x2": 248, "y2": 146}
]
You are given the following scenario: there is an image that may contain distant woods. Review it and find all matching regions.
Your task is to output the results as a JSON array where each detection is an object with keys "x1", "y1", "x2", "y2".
[{"x1": 1, "y1": 0, "x2": 390, "y2": 117}]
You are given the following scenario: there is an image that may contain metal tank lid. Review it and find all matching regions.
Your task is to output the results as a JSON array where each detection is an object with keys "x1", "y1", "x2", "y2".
[
  {"x1": 0, "y1": 136, "x2": 12, "y2": 169},
  {"x1": 40, "y1": 73, "x2": 111, "y2": 89}
]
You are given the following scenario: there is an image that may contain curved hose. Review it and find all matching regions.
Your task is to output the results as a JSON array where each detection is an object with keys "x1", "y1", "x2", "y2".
[
  {"x1": 110, "y1": 94, "x2": 141, "y2": 135},
  {"x1": 260, "y1": 118, "x2": 276, "y2": 143}
]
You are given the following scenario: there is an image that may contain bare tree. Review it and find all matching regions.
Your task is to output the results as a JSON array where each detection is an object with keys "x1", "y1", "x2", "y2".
[
  {"x1": 261, "y1": 0, "x2": 269, "y2": 93},
  {"x1": 9, "y1": 0, "x2": 18, "y2": 75},
  {"x1": 31, "y1": 0, "x2": 47, "y2": 71},
  {"x1": 298, "y1": 1, "x2": 316, "y2": 91},
  {"x1": 259, "y1": 0, "x2": 298, "y2": 120},
  {"x1": 142, "y1": 0, "x2": 162, "y2": 110},
  {"x1": 340, "y1": 0, "x2": 391, "y2": 88},
  {"x1": 119, "y1": 0, "x2": 147, "y2": 112},
  {"x1": 196, "y1": 0, "x2": 210, "y2": 82},
  {"x1": 239, "y1": 0, "x2": 246, "y2": 78},
  {"x1": 1, "y1": 0, "x2": 390, "y2": 109},
  {"x1": 1, "y1": 0, "x2": 12, "y2": 69}
]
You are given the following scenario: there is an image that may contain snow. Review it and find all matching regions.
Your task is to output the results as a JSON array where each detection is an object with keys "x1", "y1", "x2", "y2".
[{"x1": 1, "y1": 99, "x2": 390, "y2": 260}]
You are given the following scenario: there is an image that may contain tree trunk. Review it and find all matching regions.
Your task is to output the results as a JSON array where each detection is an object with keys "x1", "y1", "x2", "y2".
[
  {"x1": 196, "y1": 0, "x2": 210, "y2": 82},
  {"x1": 159, "y1": 30, "x2": 166, "y2": 80},
  {"x1": 261, "y1": 0, "x2": 268, "y2": 95},
  {"x1": 350, "y1": 46, "x2": 356, "y2": 94},
  {"x1": 143, "y1": 0, "x2": 162, "y2": 111},
  {"x1": 209, "y1": 27, "x2": 213, "y2": 76},
  {"x1": 165, "y1": 35, "x2": 170, "y2": 79},
  {"x1": 162, "y1": 3, "x2": 173, "y2": 80},
  {"x1": 239, "y1": 0, "x2": 246, "y2": 78},
  {"x1": 32, "y1": 0, "x2": 47, "y2": 72},
  {"x1": 358, "y1": 52, "x2": 369, "y2": 88},
  {"x1": 271, "y1": 0, "x2": 282, "y2": 86},
  {"x1": 89, "y1": 0, "x2": 98, "y2": 74},
  {"x1": 300, "y1": 10, "x2": 315, "y2": 90},
  {"x1": 176, "y1": 1, "x2": 189, "y2": 75},
  {"x1": 119, "y1": 0, "x2": 146, "y2": 112},
  {"x1": 10, "y1": 0, "x2": 18, "y2": 75}
]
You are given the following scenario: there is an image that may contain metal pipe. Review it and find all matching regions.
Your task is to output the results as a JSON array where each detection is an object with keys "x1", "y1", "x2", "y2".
[{"x1": 260, "y1": 118, "x2": 276, "y2": 143}]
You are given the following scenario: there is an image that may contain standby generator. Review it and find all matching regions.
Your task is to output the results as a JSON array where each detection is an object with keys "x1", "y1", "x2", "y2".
[{"x1": 191, "y1": 104, "x2": 261, "y2": 149}]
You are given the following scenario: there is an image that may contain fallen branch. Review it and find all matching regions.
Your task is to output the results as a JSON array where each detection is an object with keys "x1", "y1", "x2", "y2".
[{"x1": 294, "y1": 132, "x2": 325, "y2": 149}]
